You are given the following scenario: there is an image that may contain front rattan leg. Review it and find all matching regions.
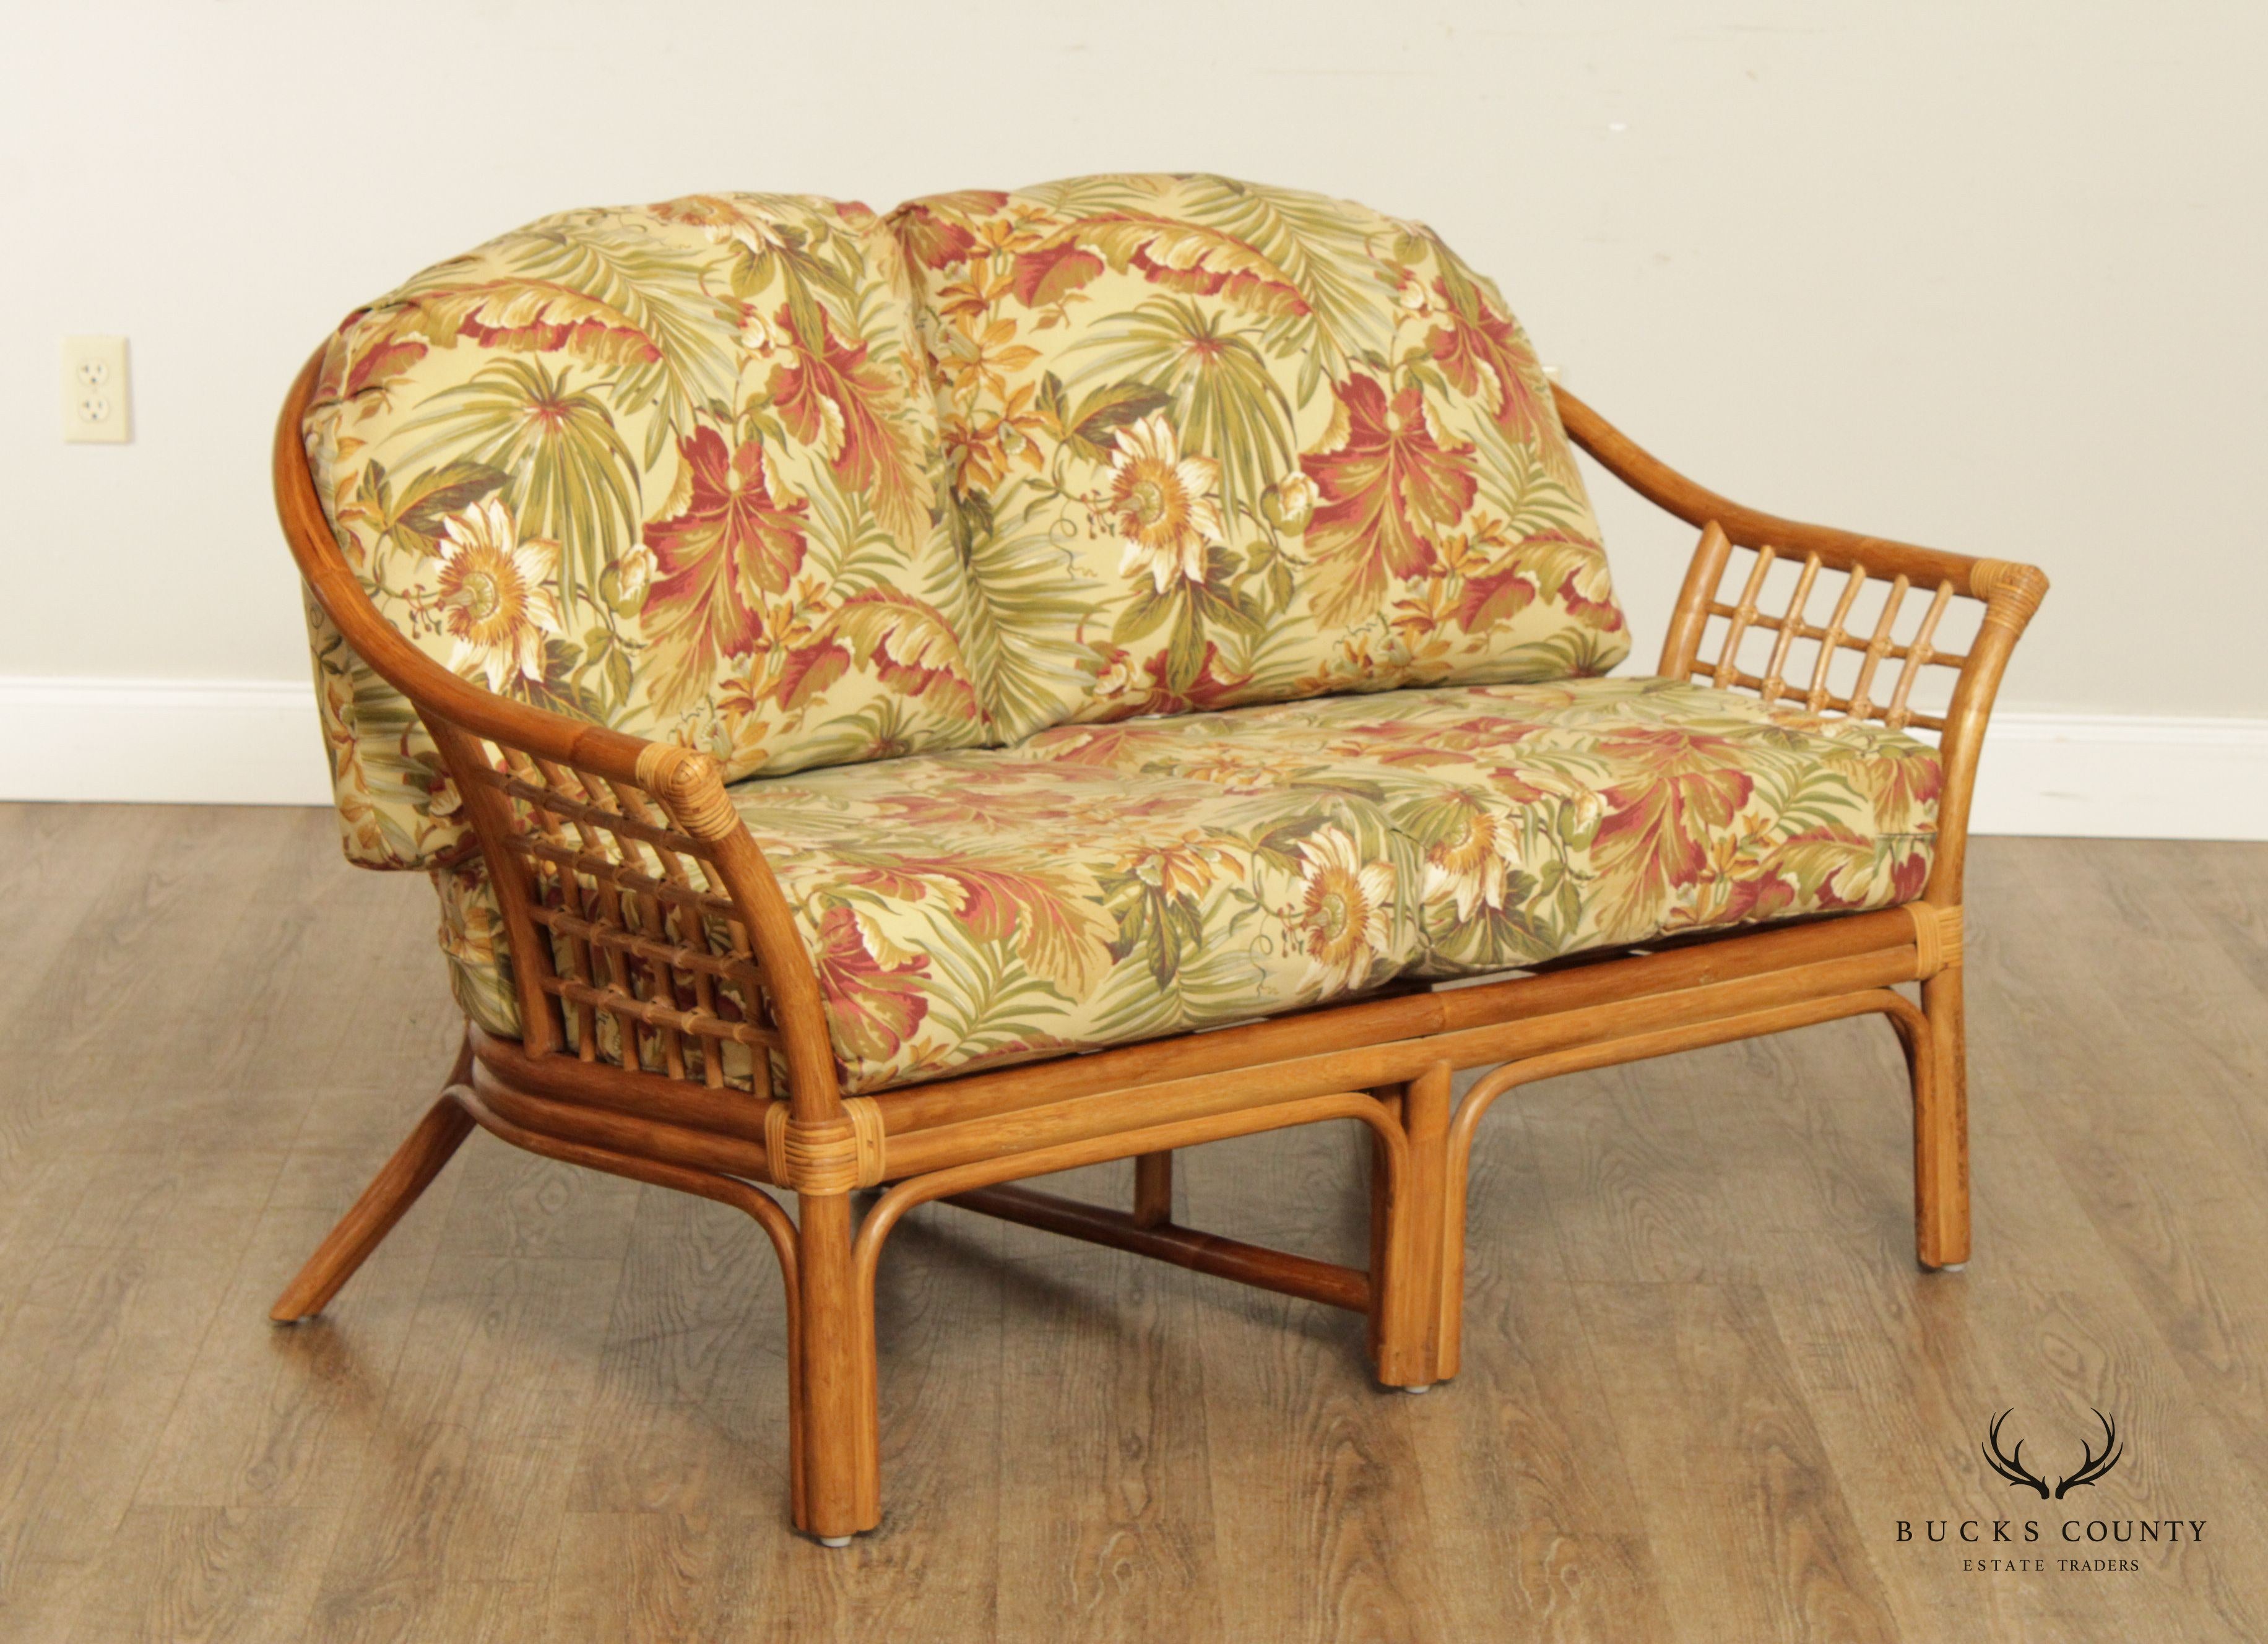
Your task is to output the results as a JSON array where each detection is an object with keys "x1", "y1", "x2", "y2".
[
  {"x1": 1915, "y1": 966, "x2": 1971, "y2": 1269},
  {"x1": 1373, "y1": 1062, "x2": 1453, "y2": 1389},
  {"x1": 795, "y1": 1190, "x2": 880, "y2": 1544},
  {"x1": 271, "y1": 1033, "x2": 477, "y2": 1323}
]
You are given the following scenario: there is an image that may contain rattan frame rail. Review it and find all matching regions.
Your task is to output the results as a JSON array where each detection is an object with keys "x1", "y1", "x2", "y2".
[{"x1": 269, "y1": 350, "x2": 2047, "y2": 1545}]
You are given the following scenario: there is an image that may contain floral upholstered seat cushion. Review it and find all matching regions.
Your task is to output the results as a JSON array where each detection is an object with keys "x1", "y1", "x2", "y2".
[
  {"x1": 435, "y1": 757, "x2": 1425, "y2": 1093},
  {"x1": 302, "y1": 194, "x2": 993, "y2": 870},
  {"x1": 732, "y1": 761, "x2": 1426, "y2": 1090},
  {"x1": 1007, "y1": 678, "x2": 1941, "y2": 978},
  {"x1": 888, "y1": 175, "x2": 1632, "y2": 742},
  {"x1": 432, "y1": 678, "x2": 1936, "y2": 1095}
]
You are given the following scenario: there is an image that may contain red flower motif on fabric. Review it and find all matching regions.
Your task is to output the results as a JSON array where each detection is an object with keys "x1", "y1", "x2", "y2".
[
  {"x1": 344, "y1": 335, "x2": 427, "y2": 400},
  {"x1": 1087, "y1": 641, "x2": 1256, "y2": 722},
  {"x1": 1848, "y1": 743, "x2": 1944, "y2": 836},
  {"x1": 774, "y1": 589, "x2": 983, "y2": 723},
  {"x1": 769, "y1": 303, "x2": 924, "y2": 540},
  {"x1": 835, "y1": 857, "x2": 1113, "y2": 995},
  {"x1": 639, "y1": 426, "x2": 809, "y2": 706},
  {"x1": 1426, "y1": 277, "x2": 1546, "y2": 441},
  {"x1": 1010, "y1": 215, "x2": 1309, "y2": 316},
  {"x1": 1590, "y1": 729, "x2": 1758, "y2": 925},
  {"x1": 1887, "y1": 846, "x2": 1931, "y2": 904},
  {"x1": 1453, "y1": 561, "x2": 1539, "y2": 633},
  {"x1": 889, "y1": 193, "x2": 1008, "y2": 269},
  {"x1": 1717, "y1": 868, "x2": 1801, "y2": 926},
  {"x1": 813, "y1": 904, "x2": 930, "y2": 1068},
  {"x1": 1011, "y1": 241, "x2": 1106, "y2": 308},
  {"x1": 1299, "y1": 374, "x2": 1477, "y2": 624}
]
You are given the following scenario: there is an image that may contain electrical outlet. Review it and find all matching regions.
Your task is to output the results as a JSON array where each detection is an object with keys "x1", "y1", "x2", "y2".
[{"x1": 62, "y1": 335, "x2": 131, "y2": 443}]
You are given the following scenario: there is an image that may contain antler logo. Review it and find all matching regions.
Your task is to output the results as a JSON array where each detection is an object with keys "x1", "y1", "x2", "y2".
[{"x1": 1983, "y1": 1409, "x2": 2123, "y2": 1500}]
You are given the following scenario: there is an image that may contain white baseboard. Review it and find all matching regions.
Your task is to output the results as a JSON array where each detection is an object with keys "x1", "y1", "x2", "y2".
[
  {"x1": 1, "y1": 678, "x2": 2264, "y2": 840},
  {"x1": 0, "y1": 677, "x2": 333, "y2": 806},
  {"x1": 1965, "y1": 711, "x2": 2268, "y2": 841}
]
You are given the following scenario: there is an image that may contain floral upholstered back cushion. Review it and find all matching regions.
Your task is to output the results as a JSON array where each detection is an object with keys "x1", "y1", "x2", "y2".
[
  {"x1": 888, "y1": 174, "x2": 1631, "y2": 742},
  {"x1": 301, "y1": 194, "x2": 992, "y2": 868}
]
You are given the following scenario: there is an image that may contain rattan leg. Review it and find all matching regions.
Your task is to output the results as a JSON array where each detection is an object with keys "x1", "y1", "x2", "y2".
[
  {"x1": 796, "y1": 1190, "x2": 880, "y2": 1542},
  {"x1": 1364, "y1": 1084, "x2": 1403, "y2": 1371},
  {"x1": 1132, "y1": 1151, "x2": 1173, "y2": 1229},
  {"x1": 1373, "y1": 1062, "x2": 1452, "y2": 1388},
  {"x1": 271, "y1": 1034, "x2": 477, "y2": 1323},
  {"x1": 1915, "y1": 966, "x2": 1970, "y2": 1268}
]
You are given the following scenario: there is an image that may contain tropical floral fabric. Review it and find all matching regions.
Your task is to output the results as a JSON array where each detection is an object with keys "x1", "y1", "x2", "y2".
[
  {"x1": 434, "y1": 751, "x2": 1424, "y2": 1093},
  {"x1": 294, "y1": 183, "x2": 1926, "y2": 1097},
  {"x1": 433, "y1": 678, "x2": 1937, "y2": 1094},
  {"x1": 1010, "y1": 678, "x2": 1941, "y2": 979},
  {"x1": 736, "y1": 760, "x2": 1424, "y2": 1091},
  {"x1": 301, "y1": 194, "x2": 994, "y2": 869},
  {"x1": 887, "y1": 174, "x2": 1632, "y2": 742}
]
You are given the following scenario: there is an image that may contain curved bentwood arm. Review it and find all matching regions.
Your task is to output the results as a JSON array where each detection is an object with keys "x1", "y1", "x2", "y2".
[
  {"x1": 1554, "y1": 384, "x2": 2049, "y2": 906},
  {"x1": 275, "y1": 348, "x2": 844, "y2": 1123}
]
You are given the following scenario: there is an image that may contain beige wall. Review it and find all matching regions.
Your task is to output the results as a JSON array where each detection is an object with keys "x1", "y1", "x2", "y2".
[{"x1": 4, "y1": 1, "x2": 2262, "y2": 720}]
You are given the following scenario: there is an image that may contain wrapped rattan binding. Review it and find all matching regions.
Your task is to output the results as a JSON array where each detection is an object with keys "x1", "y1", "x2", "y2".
[{"x1": 766, "y1": 1097, "x2": 888, "y2": 1192}]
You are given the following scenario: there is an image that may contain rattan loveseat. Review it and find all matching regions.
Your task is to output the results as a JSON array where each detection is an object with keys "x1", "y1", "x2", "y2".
[{"x1": 272, "y1": 174, "x2": 2046, "y2": 1544}]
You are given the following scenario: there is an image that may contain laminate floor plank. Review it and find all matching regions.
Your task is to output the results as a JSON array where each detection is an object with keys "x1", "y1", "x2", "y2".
[
  {"x1": 134, "y1": 1186, "x2": 457, "y2": 1513},
  {"x1": 8, "y1": 808, "x2": 2268, "y2": 1640},
  {"x1": 992, "y1": 1247, "x2": 1221, "y2": 1644},
  {"x1": 563, "y1": 1185, "x2": 794, "y2": 1518},
  {"x1": 816, "y1": 1211, "x2": 1008, "y2": 1642},
  {"x1": 537, "y1": 1200, "x2": 1013, "y2": 1643},
  {"x1": 1575, "y1": 1278, "x2": 1902, "y2": 1644},
  {"x1": 300, "y1": 1252, "x2": 624, "y2": 1644},
  {"x1": 1393, "y1": 1071, "x2": 1676, "y2": 1642},
  {"x1": 1197, "y1": 1286, "x2": 1445, "y2": 1644},
  {"x1": 1978, "y1": 846, "x2": 2268, "y2": 1498},
  {"x1": 65, "y1": 1502, "x2": 349, "y2": 1644},
  {"x1": 1625, "y1": 1014, "x2": 1996, "y2": 1643},
  {"x1": 0, "y1": 1240, "x2": 249, "y2": 1626},
  {"x1": 1523, "y1": 1057, "x2": 1756, "y2": 1286}
]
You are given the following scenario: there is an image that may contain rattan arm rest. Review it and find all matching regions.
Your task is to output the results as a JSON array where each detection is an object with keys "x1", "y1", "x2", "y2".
[
  {"x1": 272, "y1": 348, "x2": 844, "y2": 1115},
  {"x1": 1553, "y1": 384, "x2": 2049, "y2": 607},
  {"x1": 1551, "y1": 383, "x2": 2046, "y2": 906}
]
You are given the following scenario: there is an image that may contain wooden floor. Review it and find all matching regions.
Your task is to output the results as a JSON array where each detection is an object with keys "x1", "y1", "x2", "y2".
[{"x1": 3, "y1": 808, "x2": 2267, "y2": 1642}]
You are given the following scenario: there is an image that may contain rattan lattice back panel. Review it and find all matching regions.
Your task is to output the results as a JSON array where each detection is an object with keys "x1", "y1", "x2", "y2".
[{"x1": 465, "y1": 748, "x2": 777, "y2": 1094}]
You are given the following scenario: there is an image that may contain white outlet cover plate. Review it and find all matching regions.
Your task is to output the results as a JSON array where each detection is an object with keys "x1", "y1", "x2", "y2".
[{"x1": 62, "y1": 335, "x2": 131, "y2": 444}]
